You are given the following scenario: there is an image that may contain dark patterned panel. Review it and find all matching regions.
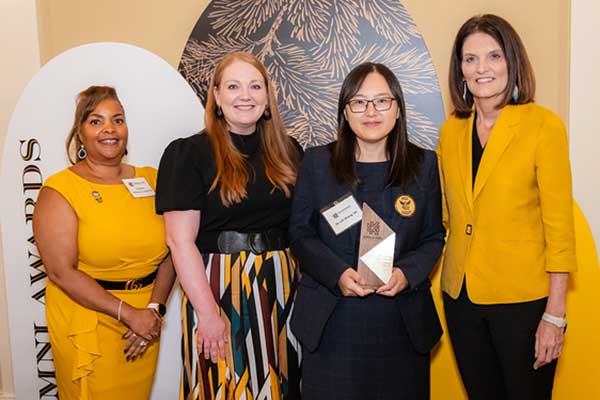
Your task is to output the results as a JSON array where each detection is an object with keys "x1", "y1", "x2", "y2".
[{"x1": 179, "y1": 0, "x2": 444, "y2": 150}]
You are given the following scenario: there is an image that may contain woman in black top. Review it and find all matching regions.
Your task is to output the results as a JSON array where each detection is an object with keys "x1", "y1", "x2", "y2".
[
  {"x1": 289, "y1": 62, "x2": 445, "y2": 399},
  {"x1": 156, "y1": 52, "x2": 301, "y2": 400}
]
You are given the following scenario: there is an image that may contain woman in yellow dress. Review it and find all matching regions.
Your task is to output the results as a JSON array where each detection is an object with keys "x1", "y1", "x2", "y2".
[{"x1": 33, "y1": 86, "x2": 176, "y2": 399}]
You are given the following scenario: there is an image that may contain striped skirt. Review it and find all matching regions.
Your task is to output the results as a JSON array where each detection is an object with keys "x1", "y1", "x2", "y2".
[{"x1": 180, "y1": 249, "x2": 301, "y2": 400}]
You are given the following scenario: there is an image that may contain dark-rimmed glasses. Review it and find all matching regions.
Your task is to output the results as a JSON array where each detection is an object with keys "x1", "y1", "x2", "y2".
[{"x1": 346, "y1": 97, "x2": 397, "y2": 113}]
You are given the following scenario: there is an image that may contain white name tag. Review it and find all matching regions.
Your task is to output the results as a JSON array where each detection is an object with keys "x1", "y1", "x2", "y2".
[
  {"x1": 321, "y1": 194, "x2": 363, "y2": 235},
  {"x1": 122, "y1": 177, "x2": 155, "y2": 198}
]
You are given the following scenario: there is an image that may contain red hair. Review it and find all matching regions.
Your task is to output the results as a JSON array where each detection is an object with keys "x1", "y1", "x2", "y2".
[{"x1": 205, "y1": 52, "x2": 299, "y2": 206}]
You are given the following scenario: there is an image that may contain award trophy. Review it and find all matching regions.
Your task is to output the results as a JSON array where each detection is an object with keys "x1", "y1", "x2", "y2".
[{"x1": 357, "y1": 203, "x2": 396, "y2": 289}]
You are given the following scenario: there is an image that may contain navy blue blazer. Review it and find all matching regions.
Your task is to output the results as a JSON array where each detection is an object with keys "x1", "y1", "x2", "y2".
[{"x1": 289, "y1": 144, "x2": 445, "y2": 353}]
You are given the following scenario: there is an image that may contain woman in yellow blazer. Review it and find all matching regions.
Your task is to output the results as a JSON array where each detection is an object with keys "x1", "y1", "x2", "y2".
[{"x1": 437, "y1": 15, "x2": 576, "y2": 400}]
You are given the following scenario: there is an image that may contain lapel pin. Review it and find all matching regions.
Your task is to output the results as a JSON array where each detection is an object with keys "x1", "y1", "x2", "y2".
[{"x1": 395, "y1": 195, "x2": 415, "y2": 217}]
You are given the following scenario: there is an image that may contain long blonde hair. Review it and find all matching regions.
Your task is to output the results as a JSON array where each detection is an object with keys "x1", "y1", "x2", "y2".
[{"x1": 205, "y1": 52, "x2": 299, "y2": 206}]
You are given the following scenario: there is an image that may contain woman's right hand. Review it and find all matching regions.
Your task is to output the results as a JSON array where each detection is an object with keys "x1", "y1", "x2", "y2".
[
  {"x1": 338, "y1": 268, "x2": 374, "y2": 297},
  {"x1": 196, "y1": 309, "x2": 228, "y2": 363},
  {"x1": 121, "y1": 306, "x2": 162, "y2": 341}
]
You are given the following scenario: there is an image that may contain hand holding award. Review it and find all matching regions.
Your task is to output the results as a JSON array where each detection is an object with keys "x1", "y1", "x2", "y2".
[{"x1": 357, "y1": 203, "x2": 396, "y2": 290}]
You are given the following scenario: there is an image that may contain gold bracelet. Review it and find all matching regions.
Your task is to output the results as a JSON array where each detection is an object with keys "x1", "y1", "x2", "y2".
[{"x1": 117, "y1": 299, "x2": 124, "y2": 321}]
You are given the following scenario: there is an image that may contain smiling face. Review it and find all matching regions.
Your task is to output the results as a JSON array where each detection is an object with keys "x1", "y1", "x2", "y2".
[
  {"x1": 461, "y1": 31, "x2": 509, "y2": 107},
  {"x1": 79, "y1": 99, "x2": 128, "y2": 163},
  {"x1": 213, "y1": 60, "x2": 268, "y2": 134},
  {"x1": 345, "y1": 72, "x2": 399, "y2": 150}
]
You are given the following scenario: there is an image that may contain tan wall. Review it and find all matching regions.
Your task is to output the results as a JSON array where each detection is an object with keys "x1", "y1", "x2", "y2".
[
  {"x1": 36, "y1": 0, "x2": 570, "y2": 121},
  {"x1": 1, "y1": 0, "x2": 575, "y2": 398},
  {"x1": 36, "y1": 0, "x2": 211, "y2": 70}
]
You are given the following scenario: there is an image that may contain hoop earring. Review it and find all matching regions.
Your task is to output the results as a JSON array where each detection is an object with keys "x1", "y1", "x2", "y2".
[
  {"x1": 262, "y1": 107, "x2": 272, "y2": 120},
  {"x1": 512, "y1": 85, "x2": 519, "y2": 102},
  {"x1": 462, "y1": 80, "x2": 468, "y2": 102},
  {"x1": 216, "y1": 106, "x2": 224, "y2": 119},
  {"x1": 78, "y1": 144, "x2": 87, "y2": 160}
]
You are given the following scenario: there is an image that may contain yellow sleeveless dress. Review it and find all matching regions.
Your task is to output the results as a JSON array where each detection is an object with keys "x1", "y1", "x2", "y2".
[{"x1": 43, "y1": 166, "x2": 168, "y2": 400}]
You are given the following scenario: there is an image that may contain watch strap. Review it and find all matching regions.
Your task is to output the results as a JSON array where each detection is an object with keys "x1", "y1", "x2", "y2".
[{"x1": 147, "y1": 302, "x2": 166, "y2": 317}]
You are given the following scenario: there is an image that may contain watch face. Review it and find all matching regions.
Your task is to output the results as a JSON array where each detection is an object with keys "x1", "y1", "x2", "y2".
[{"x1": 158, "y1": 304, "x2": 167, "y2": 317}]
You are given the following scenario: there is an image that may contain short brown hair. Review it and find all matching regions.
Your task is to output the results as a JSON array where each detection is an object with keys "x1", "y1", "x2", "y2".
[
  {"x1": 449, "y1": 14, "x2": 535, "y2": 118},
  {"x1": 65, "y1": 86, "x2": 123, "y2": 164}
]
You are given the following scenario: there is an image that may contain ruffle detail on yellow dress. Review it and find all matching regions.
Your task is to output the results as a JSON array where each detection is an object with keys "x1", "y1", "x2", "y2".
[{"x1": 67, "y1": 303, "x2": 101, "y2": 399}]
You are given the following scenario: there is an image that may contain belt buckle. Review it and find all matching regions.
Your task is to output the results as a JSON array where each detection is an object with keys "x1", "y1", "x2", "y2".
[
  {"x1": 125, "y1": 278, "x2": 143, "y2": 290},
  {"x1": 247, "y1": 233, "x2": 263, "y2": 254}
]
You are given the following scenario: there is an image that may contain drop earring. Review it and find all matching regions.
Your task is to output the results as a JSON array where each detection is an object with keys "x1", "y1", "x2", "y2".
[
  {"x1": 78, "y1": 144, "x2": 87, "y2": 160},
  {"x1": 462, "y1": 80, "x2": 468, "y2": 102},
  {"x1": 512, "y1": 85, "x2": 519, "y2": 102},
  {"x1": 262, "y1": 107, "x2": 272, "y2": 120},
  {"x1": 216, "y1": 106, "x2": 224, "y2": 119}
]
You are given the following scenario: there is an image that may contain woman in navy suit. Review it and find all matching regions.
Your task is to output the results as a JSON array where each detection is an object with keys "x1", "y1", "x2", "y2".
[{"x1": 289, "y1": 62, "x2": 445, "y2": 399}]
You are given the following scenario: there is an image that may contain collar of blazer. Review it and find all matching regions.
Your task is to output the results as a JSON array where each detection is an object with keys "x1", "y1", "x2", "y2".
[{"x1": 457, "y1": 104, "x2": 524, "y2": 208}]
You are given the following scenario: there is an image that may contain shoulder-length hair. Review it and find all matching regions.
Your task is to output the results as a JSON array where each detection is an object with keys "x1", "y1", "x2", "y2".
[
  {"x1": 205, "y1": 52, "x2": 299, "y2": 206},
  {"x1": 332, "y1": 62, "x2": 422, "y2": 188},
  {"x1": 449, "y1": 14, "x2": 536, "y2": 118},
  {"x1": 65, "y1": 86, "x2": 123, "y2": 164}
]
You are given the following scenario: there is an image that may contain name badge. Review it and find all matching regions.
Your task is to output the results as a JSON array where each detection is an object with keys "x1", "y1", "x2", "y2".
[
  {"x1": 320, "y1": 193, "x2": 363, "y2": 235},
  {"x1": 122, "y1": 177, "x2": 155, "y2": 198}
]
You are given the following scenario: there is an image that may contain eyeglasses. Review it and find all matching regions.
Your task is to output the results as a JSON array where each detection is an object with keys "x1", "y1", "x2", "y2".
[{"x1": 346, "y1": 97, "x2": 397, "y2": 113}]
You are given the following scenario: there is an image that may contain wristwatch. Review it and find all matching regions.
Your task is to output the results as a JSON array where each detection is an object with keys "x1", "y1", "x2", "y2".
[
  {"x1": 147, "y1": 302, "x2": 167, "y2": 317},
  {"x1": 542, "y1": 312, "x2": 567, "y2": 329}
]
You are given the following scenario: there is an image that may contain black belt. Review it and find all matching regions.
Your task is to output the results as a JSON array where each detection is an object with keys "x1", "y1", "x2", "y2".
[
  {"x1": 216, "y1": 229, "x2": 288, "y2": 254},
  {"x1": 95, "y1": 269, "x2": 157, "y2": 291}
]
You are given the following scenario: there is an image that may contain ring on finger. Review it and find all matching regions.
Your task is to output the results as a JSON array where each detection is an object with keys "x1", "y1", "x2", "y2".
[{"x1": 139, "y1": 340, "x2": 148, "y2": 347}]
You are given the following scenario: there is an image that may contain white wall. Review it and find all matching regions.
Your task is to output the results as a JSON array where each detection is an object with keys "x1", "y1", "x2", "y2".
[
  {"x1": 0, "y1": 1, "x2": 41, "y2": 398},
  {"x1": 570, "y1": 0, "x2": 600, "y2": 246}
]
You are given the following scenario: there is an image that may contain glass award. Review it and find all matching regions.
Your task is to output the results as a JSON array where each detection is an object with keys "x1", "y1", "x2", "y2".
[{"x1": 357, "y1": 203, "x2": 395, "y2": 289}]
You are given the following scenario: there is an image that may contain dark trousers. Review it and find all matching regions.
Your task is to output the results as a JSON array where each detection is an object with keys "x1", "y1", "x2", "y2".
[{"x1": 443, "y1": 284, "x2": 557, "y2": 400}]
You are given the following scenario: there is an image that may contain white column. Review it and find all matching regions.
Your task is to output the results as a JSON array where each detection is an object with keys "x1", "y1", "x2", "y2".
[
  {"x1": 570, "y1": 0, "x2": 600, "y2": 249},
  {"x1": 0, "y1": 0, "x2": 41, "y2": 398}
]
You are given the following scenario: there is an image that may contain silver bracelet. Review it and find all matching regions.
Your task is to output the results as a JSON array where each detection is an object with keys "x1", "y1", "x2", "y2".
[
  {"x1": 542, "y1": 312, "x2": 567, "y2": 328},
  {"x1": 117, "y1": 299, "x2": 124, "y2": 322}
]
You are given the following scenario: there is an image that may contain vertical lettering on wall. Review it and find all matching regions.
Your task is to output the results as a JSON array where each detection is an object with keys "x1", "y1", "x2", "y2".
[
  {"x1": 34, "y1": 324, "x2": 58, "y2": 399},
  {"x1": 19, "y1": 138, "x2": 57, "y2": 397}
]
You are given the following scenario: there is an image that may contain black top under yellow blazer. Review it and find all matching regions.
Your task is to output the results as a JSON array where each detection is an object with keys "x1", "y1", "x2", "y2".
[{"x1": 437, "y1": 103, "x2": 577, "y2": 304}]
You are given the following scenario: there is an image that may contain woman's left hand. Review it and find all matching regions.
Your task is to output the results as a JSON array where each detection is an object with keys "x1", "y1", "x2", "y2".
[
  {"x1": 123, "y1": 329, "x2": 156, "y2": 361},
  {"x1": 533, "y1": 319, "x2": 564, "y2": 370},
  {"x1": 376, "y1": 268, "x2": 409, "y2": 297}
]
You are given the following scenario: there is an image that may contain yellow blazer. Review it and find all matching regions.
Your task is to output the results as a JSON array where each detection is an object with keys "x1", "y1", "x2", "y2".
[{"x1": 437, "y1": 103, "x2": 576, "y2": 304}]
